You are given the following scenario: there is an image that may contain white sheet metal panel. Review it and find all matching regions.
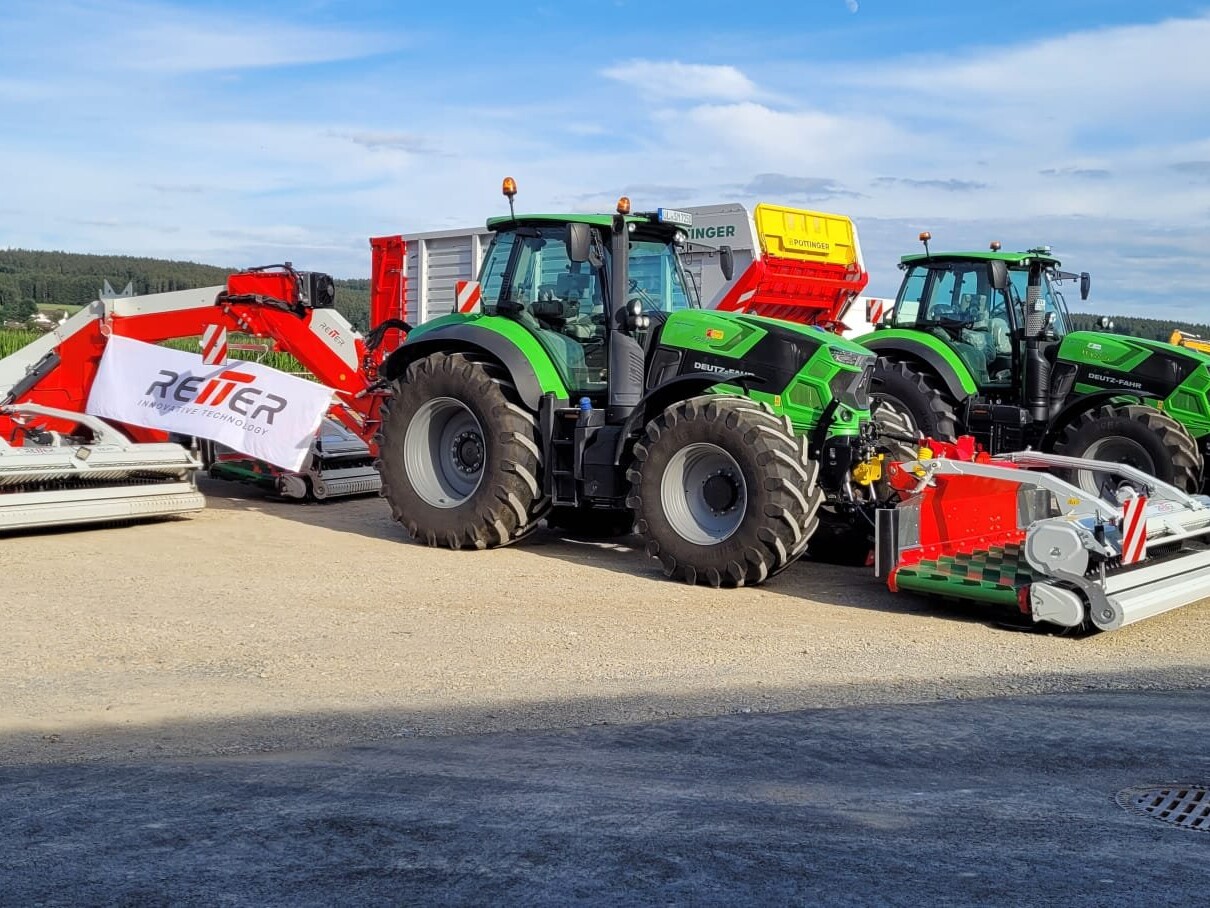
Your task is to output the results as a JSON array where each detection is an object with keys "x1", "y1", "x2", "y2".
[
  {"x1": 679, "y1": 204, "x2": 759, "y2": 308},
  {"x1": 403, "y1": 227, "x2": 492, "y2": 323}
]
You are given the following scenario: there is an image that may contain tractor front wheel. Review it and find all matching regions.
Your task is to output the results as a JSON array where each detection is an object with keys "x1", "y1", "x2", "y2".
[
  {"x1": 377, "y1": 351, "x2": 549, "y2": 549},
  {"x1": 1053, "y1": 403, "x2": 1203, "y2": 495},
  {"x1": 626, "y1": 395, "x2": 822, "y2": 588},
  {"x1": 869, "y1": 358, "x2": 959, "y2": 445}
]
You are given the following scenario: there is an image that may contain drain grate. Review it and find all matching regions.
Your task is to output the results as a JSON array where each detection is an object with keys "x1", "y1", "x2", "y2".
[{"x1": 1117, "y1": 785, "x2": 1210, "y2": 832}]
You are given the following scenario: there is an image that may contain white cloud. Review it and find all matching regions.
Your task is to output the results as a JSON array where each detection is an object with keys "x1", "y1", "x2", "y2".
[
  {"x1": 4, "y1": 4, "x2": 1210, "y2": 319},
  {"x1": 601, "y1": 60, "x2": 758, "y2": 101},
  {"x1": 121, "y1": 18, "x2": 391, "y2": 73},
  {"x1": 845, "y1": 13, "x2": 1210, "y2": 129}
]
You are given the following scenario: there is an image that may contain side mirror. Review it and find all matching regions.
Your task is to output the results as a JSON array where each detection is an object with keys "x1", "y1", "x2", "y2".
[
  {"x1": 719, "y1": 244, "x2": 735, "y2": 281},
  {"x1": 1080, "y1": 271, "x2": 1091, "y2": 300},
  {"x1": 987, "y1": 259, "x2": 1009, "y2": 291},
  {"x1": 566, "y1": 222, "x2": 591, "y2": 263}
]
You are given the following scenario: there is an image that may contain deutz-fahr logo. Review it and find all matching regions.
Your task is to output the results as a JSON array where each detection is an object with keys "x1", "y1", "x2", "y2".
[
  {"x1": 142, "y1": 368, "x2": 288, "y2": 432},
  {"x1": 692, "y1": 361, "x2": 733, "y2": 375},
  {"x1": 1086, "y1": 371, "x2": 1143, "y2": 391}
]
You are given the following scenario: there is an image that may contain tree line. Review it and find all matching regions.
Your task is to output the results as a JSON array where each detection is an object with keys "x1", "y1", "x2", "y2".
[
  {"x1": 2, "y1": 248, "x2": 1205, "y2": 344},
  {"x1": 0, "y1": 249, "x2": 371, "y2": 330},
  {"x1": 1067, "y1": 311, "x2": 1210, "y2": 341}
]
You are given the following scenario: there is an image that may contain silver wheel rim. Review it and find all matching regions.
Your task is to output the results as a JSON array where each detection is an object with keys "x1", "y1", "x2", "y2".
[
  {"x1": 404, "y1": 397, "x2": 485, "y2": 508},
  {"x1": 1074, "y1": 437, "x2": 1153, "y2": 495},
  {"x1": 661, "y1": 443, "x2": 747, "y2": 544}
]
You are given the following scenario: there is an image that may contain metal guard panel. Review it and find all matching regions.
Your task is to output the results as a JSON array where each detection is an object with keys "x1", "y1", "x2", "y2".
[{"x1": 383, "y1": 318, "x2": 571, "y2": 408}]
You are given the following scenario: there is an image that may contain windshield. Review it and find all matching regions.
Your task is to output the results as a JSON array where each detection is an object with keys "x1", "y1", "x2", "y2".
[
  {"x1": 892, "y1": 262, "x2": 1005, "y2": 329},
  {"x1": 893, "y1": 262, "x2": 1069, "y2": 338},
  {"x1": 627, "y1": 236, "x2": 699, "y2": 311},
  {"x1": 479, "y1": 226, "x2": 607, "y2": 315}
]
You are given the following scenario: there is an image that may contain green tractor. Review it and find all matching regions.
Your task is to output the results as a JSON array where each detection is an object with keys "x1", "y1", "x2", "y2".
[
  {"x1": 856, "y1": 235, "x2": 1210, "y2": 495},
  {"x1": 373, "y1": 184, "x2": 881, "y2": 586}
]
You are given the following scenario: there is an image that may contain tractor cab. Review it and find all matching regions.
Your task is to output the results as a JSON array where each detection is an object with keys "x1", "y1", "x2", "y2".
[
  {"x1": 888, "y1": 239, "x2": 1086, "y2": 393},
  {"x1": 479, "y1": 191, "x2": 717, "y2": 416}
]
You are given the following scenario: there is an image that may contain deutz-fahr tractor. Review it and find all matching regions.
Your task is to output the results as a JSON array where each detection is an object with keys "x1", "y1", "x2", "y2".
[
  {"x1": 373, "y1": 181, "x2": 882, "y2": 587},
  {"x1": 856, "y1": 236, "x2": 1210, "y2": 496}
]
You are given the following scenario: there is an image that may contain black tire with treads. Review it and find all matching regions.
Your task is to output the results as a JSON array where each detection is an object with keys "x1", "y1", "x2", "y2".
[
  {"x1": 869, "y1": 357, "x2": 960, "y2": 443},
  {"x1": 626, "y1": 395, "x2": 822, "y2": 588},
  {"x1": 1052, "y1": 403, "x2": 1203, "y2": 495},
  {"x1": 375, "y1": 351, "x2": 549, "y2": 549}
]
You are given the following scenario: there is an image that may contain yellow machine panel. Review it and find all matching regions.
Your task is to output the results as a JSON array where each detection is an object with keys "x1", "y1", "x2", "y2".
[{"x1": 753, "y1": 203, "x2": 860, "y2": 267}]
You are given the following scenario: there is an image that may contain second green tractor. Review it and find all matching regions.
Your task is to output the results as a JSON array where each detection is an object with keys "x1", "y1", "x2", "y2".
[
  {"x1": 857, "y1": 237, "x2": 1210, "y2": 496},
  {"x1": 373, "y1": 189, "x2": 881, "y2": 587}
]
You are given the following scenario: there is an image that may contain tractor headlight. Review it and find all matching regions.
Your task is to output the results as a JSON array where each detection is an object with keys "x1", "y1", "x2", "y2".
[{"x1": 828, "y1": 346, "x2": 873, "y2": 367}]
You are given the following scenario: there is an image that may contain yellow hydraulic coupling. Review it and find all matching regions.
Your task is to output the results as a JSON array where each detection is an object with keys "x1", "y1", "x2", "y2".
[{"x1": 851, "y1": 454, "x2": 885, "y2": 486}]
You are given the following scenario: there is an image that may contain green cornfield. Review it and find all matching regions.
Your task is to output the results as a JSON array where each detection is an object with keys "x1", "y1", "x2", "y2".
[
  {"x1": 1, "y1": 328, "x2": 310, "y2": 377},
  {"x1": 1, "y1": 329, "x2": 41, "y2": 358}
]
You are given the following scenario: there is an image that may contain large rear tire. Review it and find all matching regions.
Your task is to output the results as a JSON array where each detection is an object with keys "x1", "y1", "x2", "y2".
[
  {"x1": 1052, "y1": 403, "x2": 1203, "y2": 496},
  {"x1": 626, "y1": 395, "x2": 822, "y2": 588},
  {"x1": 869, "y1": 357, "x2": 959, "y2": 444},
  {"x1": 376, "y1": 352, "x2": 549, "y2": 549}
]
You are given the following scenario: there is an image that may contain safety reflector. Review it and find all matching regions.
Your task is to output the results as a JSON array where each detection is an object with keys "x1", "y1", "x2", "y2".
[
  {"x1": 1120, "y1": 496, "x2": 1148, "y2": 564},
  {"x1": 455, "y1": 280, "x2": 481, "y2": 314},
  {"x1": 200, "y1": 324, "x2": 228, "y2": 365}
]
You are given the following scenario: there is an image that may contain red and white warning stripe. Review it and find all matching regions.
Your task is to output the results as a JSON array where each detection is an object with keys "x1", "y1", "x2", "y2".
[
  {"x1": 200, "y1": 324, "x2": 228, "y2": 366},
  {"x1": 865, "y1": 297, "x2": 887, "y2": 326},
  {"x1": 1120, "y1": 496, "x2": 1149, "y2": 564},
  {"x1": 455, "y1": 280, "x2": 482, "y2": 314}
]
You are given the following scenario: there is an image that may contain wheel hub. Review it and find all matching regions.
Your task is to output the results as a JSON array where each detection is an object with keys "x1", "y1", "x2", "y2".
[
  {"x1": 403, "y1": 397, "x2": 486, "y2": 509},
  {"x1": 660, "y1": 443, "x2": 748, "y2": 545},
  {"x1": 452, "y1": 431, "x2": 484, "y2": 474},
  {"x1": 702, "y1": 471, "x2": 739, "y2": 514}
]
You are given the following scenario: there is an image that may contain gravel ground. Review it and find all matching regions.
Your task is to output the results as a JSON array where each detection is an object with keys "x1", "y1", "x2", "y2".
[
  {"x1": 3, "y1": 690, "x2": 1209, "y2": 906},
  {"x1": 3, "y1": 477, "x2": 1209, "y2": 766}
]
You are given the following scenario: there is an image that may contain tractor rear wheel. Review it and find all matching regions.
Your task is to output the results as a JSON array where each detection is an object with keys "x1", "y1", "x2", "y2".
[
  {"x1": 869, "y1": 358, "x2": 959, "y2": 445},
  {"x1": 626, "y1": 395, "x2": 822, "y2": 588},
  {"x1": 1053, "y1": 403, "x2": 1203, "y2": 495},
  {"x1": 376, "y1": 351, "x2": 549, "y2": 549}
]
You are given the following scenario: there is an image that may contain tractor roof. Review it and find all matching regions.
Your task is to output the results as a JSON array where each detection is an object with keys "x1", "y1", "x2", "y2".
[
  {"x1": 900, "y1": 249, "x2": 1063, "y2": 267},
  {"x1": 485, "y1": 212, "x2": 688, "y2": 232}
]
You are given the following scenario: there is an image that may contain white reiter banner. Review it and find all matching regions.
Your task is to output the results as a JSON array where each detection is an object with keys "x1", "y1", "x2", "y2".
[{"x1": 86, "y1": 335, "x2": 334, "y2": 472}]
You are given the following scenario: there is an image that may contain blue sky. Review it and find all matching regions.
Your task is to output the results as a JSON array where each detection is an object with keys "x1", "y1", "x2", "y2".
[{"x1": 3, "y1": 0, "x2": 1210, "y2": 321}]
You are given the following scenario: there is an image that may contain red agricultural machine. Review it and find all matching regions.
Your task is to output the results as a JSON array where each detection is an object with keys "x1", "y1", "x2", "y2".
[{"x1": 0, "y1": 236, "x2": 408, "y2": 529}]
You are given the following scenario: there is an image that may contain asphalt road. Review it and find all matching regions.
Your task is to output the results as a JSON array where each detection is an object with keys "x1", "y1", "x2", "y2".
[{"x1": 3, "y1": 688, "x2": 1207, "y2": 906}]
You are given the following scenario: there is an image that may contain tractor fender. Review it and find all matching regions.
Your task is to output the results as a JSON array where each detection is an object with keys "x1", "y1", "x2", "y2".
[
  {"x1": 379, "y1": 324, "x2": 558, "y2": 411},
  {"x1": 1041, "y1": 389, "x2": 1152, "y2": 447},
  {"x1": 615, "y1": 371, "x2": 757, "y2": 463},
  {"x1": 859, "y1": 336, "x2": 977, "y2": 402}
]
